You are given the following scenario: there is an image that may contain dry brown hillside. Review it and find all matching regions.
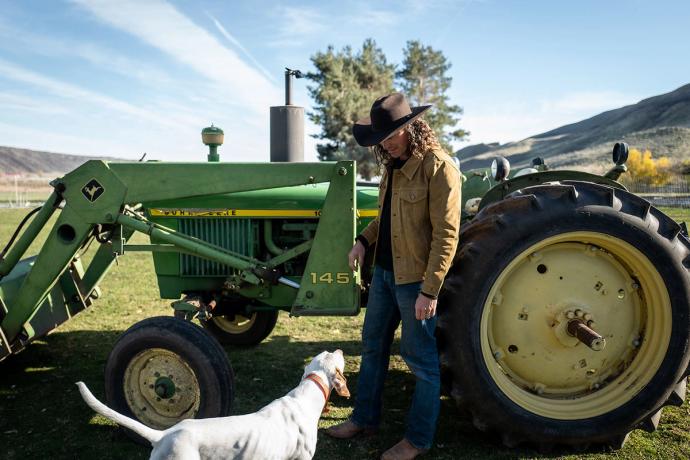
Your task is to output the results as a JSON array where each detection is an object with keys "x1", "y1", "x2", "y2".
[
  {"x1": 0, "y1": 146, "x2": 117, "y2": 176},
  {"x1": 457, "y1": 83, "x2": 690, "y2": 172}
]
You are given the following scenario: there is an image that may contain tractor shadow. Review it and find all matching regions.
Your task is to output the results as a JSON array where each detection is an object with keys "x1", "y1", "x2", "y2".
[
  {"x1": 227, "y1": 334, "x2": 540, "y2": 459},
  {"x1": 1, "y1": 329, "x2": 588, "y2": 459},
  {"x1": 0, "y1": 330, "x2": 149, "y2": 459}
]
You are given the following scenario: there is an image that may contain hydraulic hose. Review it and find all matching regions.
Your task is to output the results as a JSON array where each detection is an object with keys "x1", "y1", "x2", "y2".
[{"x1": 0, "y1": 206, "x2": 42, "y2": 260}]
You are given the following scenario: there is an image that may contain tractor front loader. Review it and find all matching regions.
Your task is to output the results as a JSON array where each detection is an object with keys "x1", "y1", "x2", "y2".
[{"x1": 0, "y1": 159, "x2": 361, "y2": 430}]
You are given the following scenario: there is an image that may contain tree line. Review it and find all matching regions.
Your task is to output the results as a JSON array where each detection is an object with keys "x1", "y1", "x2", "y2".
[{"x1": 306, "y1": 39, "x2": 467, "y2": 179}]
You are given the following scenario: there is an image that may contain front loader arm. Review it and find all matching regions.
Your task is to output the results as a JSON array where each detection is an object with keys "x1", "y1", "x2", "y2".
[{"x1": 0, "y1": 160, "x2": 356, "y2": 349}]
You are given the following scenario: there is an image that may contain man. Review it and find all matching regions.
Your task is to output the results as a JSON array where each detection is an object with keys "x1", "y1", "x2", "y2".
[{"x1": 325, "y1": 93, "x2": 461, "y2": 459}]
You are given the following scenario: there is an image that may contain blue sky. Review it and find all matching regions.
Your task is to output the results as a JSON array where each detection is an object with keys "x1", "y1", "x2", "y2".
[{"x1": 1, "y1": 0, "x2": 689, "y2": 162}]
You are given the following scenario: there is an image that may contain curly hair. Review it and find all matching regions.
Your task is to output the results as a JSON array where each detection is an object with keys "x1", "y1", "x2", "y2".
[{"x1": 371, "y1": 117, "x2": 441, "y2": 169}]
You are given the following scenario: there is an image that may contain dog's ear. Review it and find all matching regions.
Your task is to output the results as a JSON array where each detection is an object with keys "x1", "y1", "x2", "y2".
[{"x1": 333, "y1": 368, "x2": 350, "y2": 398}]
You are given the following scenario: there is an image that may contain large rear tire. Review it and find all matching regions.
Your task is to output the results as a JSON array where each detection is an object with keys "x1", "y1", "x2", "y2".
[
  {"x1": 104, "y1": 316, "x2": 234, "y2": 442},
  {"x1": 438, "y1": 181, "x2": 690, "y2": 450}
]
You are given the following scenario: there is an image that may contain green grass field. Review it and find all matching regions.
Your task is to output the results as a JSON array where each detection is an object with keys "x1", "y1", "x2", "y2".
[{"x1": 0, "y1": 207, "x2": 689, "y2": 460}]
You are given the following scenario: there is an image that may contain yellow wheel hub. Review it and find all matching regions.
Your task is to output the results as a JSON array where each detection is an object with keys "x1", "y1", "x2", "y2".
[
  {"x1": 212, "y1": 313, "x2": 257, "y2": 334},
  {"x1": 123, "y1": 348, "x2": 201, "y2": 429},
  {"x1": 481, "y1": 231, "x2": 671, "y2": 419}
]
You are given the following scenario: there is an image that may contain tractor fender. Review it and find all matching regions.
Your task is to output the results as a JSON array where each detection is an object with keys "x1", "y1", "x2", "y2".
[{"x1": 479, "y1": 171, "x2": 626, "y2": 211}]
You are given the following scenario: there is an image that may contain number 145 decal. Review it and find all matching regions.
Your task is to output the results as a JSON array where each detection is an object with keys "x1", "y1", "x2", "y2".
[{"x1": 310, "y1": 272, "x2": 350, "y2": 284}]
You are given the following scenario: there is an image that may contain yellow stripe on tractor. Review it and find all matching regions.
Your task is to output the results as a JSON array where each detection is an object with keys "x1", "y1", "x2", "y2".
[{"x1": 150, "y1": 208, "x2": 380, "y2": 218}]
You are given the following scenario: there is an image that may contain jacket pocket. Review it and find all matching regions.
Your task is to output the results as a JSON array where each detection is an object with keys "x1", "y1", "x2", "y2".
[
  {"x1": 398, "y1": 188, "x2": 430, "y2": 271},
  {"x1": 400, "y1": 188, "x2": 426, "y2": 204}
]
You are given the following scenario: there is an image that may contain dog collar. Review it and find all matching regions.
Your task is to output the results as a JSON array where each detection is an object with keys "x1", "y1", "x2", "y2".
[{"x1": 304, "y1": 373, "x2": 330, "y2": 413}]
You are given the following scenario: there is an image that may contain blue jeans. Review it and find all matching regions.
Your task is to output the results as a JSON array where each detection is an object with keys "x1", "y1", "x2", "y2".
[{"x1": 351, "y1": 266, "x2": 440, "y2": 450}]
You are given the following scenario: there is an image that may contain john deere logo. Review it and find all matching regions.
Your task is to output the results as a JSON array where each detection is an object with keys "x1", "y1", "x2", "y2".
[{"x1": 82, "y1": 179, "x2": 104, "y2": 202}]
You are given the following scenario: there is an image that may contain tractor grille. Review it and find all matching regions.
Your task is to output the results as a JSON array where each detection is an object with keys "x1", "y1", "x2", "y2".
[{"x1": 179, "y1": 218, "x2": 257, "y2": 277}]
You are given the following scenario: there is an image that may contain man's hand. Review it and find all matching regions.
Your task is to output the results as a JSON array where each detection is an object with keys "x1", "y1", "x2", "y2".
[
  {"x1": 415, "y1": 294, "x2": 437, "y2": 320},
  {"x1": 348, "y1": 241, "x2": 366, "y2": 271}
]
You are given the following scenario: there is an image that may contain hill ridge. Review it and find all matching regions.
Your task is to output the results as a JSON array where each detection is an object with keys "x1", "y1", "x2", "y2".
[
  {"x1": 457, "y1": 83, "x2": 690, "y2": 171},
  {"x1": 0, "y1": 146, "x2": 118, "y2": 176}
]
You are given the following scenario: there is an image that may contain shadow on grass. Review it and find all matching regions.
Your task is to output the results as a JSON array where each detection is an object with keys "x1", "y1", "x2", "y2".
[
  {"x1": 0, "y1": 330, "x2": 148, "y2": 460},
  {"x1": 0, "y1": 329, "x2": 569, "y2": 460}
]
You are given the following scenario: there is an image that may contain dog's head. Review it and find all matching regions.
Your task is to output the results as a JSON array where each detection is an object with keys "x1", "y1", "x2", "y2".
[{"x1": 302, "y1": 349, "x2": 350, "y2": 398}]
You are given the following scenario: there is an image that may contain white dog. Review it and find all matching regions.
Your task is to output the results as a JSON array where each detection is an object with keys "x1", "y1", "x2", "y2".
[{"x1": 77, "y1": 350, "x2": 349, "y2": 460}]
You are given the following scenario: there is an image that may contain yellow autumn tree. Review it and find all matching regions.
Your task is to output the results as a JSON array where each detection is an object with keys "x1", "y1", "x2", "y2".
[{"x1": 625, "y1": 148, "x2": 672, "y2": 186}]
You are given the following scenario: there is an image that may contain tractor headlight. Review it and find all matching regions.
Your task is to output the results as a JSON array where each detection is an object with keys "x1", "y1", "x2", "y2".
[
  {"x1": 612, "y1": 142, "x2": 629, "y2": 165},
  {"x1": 491, "y1": 156, "x2": 511, "y2": 181}
]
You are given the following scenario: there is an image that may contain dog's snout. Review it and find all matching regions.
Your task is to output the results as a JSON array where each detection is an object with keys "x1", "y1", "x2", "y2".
[{"x1": 334, "y1": 349, "x2": 343, "y2": 356}]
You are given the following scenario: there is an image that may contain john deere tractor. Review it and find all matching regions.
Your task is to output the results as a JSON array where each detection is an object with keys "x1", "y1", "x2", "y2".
[{"x1": 0, "y1": 127, "x2": 687, "y2": 450}]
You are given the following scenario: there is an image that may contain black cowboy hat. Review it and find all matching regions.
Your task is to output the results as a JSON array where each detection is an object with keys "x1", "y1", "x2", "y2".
[{"x1": 352, "y1": 93, "x2": 432, "y2": 147}]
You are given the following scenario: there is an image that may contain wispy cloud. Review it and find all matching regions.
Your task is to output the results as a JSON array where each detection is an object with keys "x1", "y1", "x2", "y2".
[
  {"x1": 539, "y1": 91, "x2": 638, "y2": 114},
  {"x1": 264, "y1": 3, "x2": 407, "y2": 49},
  {"x1": 267, "y1": 6, "x2": 329, "y2": 47},
  {"x1": 0, "y1": 58, "x2": 186, "y2": 129},
  {"x1": 72, "y1": 0, "x2": 280, "y2": 114},
  {"x1": 207, "y1": 13, "x2": 276, "y2": 84},
  {"x1": 0, "y1": 92, "x2": 70, "y2": 116},
  {"x1": 0, "y1": 120, "x2": 139, "y2": 158},
  {"x1": 462, "y1": 91, "x2": 641, "y2": 146},
  {"x1": 349, "y1": 5, "x2": 401, "y2": 28},
  {"x1": 0, "y1": 23, "x2": 175, "y2": 89}
]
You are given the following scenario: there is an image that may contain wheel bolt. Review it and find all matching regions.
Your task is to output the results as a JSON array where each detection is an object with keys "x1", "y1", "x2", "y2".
[
  {"x1": 566, "y1": 311, "x2": 575, "y2": 319},
  {"x1": 583, "y1": 313, "x2": 593, "y2": 321},
  {"x1": 575, "y1": 309, "x2": 584, "y2": 318}
]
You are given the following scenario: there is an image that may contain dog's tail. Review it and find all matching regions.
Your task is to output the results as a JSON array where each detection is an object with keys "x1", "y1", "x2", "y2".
[{"x1": 76, "y1": 381, "x2": 164, "y2": 444}]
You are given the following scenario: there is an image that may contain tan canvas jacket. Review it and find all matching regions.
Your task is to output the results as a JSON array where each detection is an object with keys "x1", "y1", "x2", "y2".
[{"x1": 360, "y1": 147, "x2": 461, "y2": 297}]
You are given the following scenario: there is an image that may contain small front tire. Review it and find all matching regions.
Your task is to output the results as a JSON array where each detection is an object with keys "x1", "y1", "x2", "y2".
[{"x1": 104, "y1": 316, "x2": 234, "y2": 441}]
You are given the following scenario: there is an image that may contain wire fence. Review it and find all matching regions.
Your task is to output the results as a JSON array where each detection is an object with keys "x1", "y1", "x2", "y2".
[
  {"x1": 623, "y1": 176, "x2": 690, "y2": 208},
  {"x1": 0, "y1": 175, "x2": 52, "y2": 208},
  {"x1": 1, "y1": 175, "x2": 688, "y2": 209}
]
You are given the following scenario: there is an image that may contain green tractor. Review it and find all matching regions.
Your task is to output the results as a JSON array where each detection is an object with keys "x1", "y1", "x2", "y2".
[{"x1": 0, "y1": 129, "x2": 687, "y2": 450}]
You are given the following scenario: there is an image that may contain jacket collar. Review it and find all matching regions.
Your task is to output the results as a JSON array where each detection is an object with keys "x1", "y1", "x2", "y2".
[{"x1": 399, "y1": 153, "x2": 423, "y2": 180}]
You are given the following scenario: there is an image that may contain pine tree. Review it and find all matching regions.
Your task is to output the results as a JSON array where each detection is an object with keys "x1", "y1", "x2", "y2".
[
  {"x1": 307, "y1": 39, "x2": 394, "y2": 179},
  {"x1": 396, "y1": 40, "x2": 468, "y2": 152}
]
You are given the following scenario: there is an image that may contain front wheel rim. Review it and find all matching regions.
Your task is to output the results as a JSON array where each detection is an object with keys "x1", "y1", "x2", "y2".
[
  {"x1": 123, "y1": 348, "x2": 201, "y2": 429},
  {"x1": 480, "y1": 231, "x2": 672, "y2": 420}
]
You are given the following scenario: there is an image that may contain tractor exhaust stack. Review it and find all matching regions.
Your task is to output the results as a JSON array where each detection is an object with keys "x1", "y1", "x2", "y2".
[{"x1": 270, "y1": 68, "x2": 304, "y2": 162}]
